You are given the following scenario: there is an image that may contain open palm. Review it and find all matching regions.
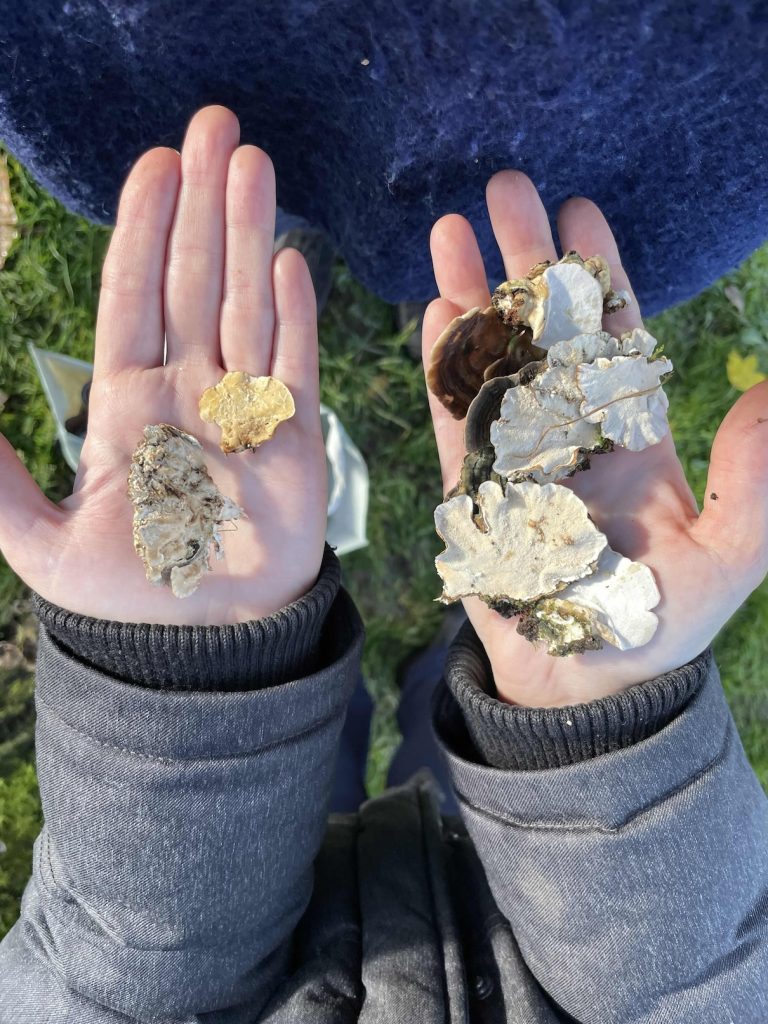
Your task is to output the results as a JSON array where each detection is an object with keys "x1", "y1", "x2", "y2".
[
  {"x1": 424, "y1": 172, "x2": 768, "y2": 706},
  {"x1": 0, "y1": 107, "x2": 327, "y2": 626}
]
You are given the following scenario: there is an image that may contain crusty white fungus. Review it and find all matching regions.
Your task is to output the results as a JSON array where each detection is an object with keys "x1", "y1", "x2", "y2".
[
  {"x1": 199, "y1": 371, "x2": 295, "y2": 454},
  {"x1": 619, "y1": 327, "x2": 657, "y2": 358},
  {"x1": 434, "y1": 480, "x2": 606, "y2": 605},
  {"x1": 491, "y1": 327, "x2": 671, "y2": 481},
  {"x1": 525, "y1": 547, "x2": 660, "y2": 654},
  {"x1": 546, "y1": 331, "x2": 619, "y2": 367},
  {"x1": 491, "y1": 253, "x2": 630, "y2": 351},
  {"x1": 490, "y1": 379, "x2": 603, "y2": 483},
  {"x1": 128, "y1": 424, "x2": 243, "y2": 598},
  {"x1": 577, "y1": 354, "x2": 673, "y2": 450}
]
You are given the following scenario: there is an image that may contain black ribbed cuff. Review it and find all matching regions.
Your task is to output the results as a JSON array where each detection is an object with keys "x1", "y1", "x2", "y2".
[
  {"x1": 31, "y1": 543, "x2": 341, "y2": 692},
  {"x1": 440, "y1": 619, "x2": 709, "y2": 770}
]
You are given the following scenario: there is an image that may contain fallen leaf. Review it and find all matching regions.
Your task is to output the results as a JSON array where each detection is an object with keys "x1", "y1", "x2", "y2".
[
  {"x1": 0, "y1": 641, "x2": 25, "y2": 671},
  {"x1": 726, "y1": 350, "x2": 767, "y2": 392},
  {"x1": 724, "y1": 284, "x2": 745, "y2": 316},
  {"x1": 0, "y1": 155, "x2": 18, "y2": 269}
]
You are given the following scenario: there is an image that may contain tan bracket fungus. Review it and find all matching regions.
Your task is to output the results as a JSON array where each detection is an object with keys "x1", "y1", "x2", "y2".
[
  {"x1": 128, "y1": 424, "x2": 244, "y2": 598},
  {"x1": 199, "y1": 371, "x2": 295, "y2": 453}
]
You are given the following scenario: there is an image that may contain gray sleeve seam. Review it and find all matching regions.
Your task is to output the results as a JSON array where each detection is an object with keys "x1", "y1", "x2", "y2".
[
  {"x1": 35, "y1": 690, "x2": 345, "y2": 765},
  {"x1": 35, "y1": 828, "x2": 312, "y2": 958},
  {"x1": 452, "y1": 716, "x2": 732, "y2": 835},
  {"x1": 17, "y1": 920, "x2": 141, "y2": 1024}
]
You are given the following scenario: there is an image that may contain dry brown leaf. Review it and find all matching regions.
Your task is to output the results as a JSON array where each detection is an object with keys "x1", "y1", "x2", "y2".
[
  {"x1": 0, "y1": 641, "x2": 25, "y2": 671},
  {"x1": 0, "y1": 155, "x2": 18, "y2": 270},
  {"x1": 724, "y1": 284, "x2": 745, "y2": 316}
]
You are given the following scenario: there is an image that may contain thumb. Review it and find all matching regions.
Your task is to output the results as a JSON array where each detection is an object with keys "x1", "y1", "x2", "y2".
[
  {"x1": 0, "y1": 434, "x2": 62, "y2": 583},
  {"x1": 692, "y1": 379, "x2": 768, "y2": 583},
  {"x1": 422, "y1": 297, "x2": 469, "y2": 494}
]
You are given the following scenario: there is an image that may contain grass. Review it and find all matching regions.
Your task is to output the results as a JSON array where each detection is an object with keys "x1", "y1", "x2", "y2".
[{"x1": 1, "y1": 145, "x2": 768, "y2": 936}]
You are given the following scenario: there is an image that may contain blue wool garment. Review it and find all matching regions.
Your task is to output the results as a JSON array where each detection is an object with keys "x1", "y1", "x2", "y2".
[{"x1": 0, "y1": 1, "x2": 766, "y2": 313}]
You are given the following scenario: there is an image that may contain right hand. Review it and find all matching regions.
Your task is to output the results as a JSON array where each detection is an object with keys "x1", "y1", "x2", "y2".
[{"x1": 422, "y1": 171, "x2": 768, "y2": 707}]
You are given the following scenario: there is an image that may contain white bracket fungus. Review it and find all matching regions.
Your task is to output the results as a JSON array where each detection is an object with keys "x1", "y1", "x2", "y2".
[
  {"x1": 519, "y1": 548, "x2": 660, "y2": 655},
  {"x1": 491, "y1": 252, "x2": 630, "y2": 351},
  {"x1": 128, "y1": 424, "x2": 244, "y2": 598},
  {"x1": 490, "y1": 366, "x2": 604, "y2": 484},
  {"x1": 490, "y1": 329, "x2": 671, "y2": 482},
  {"x1": 431, "y1": 251, "x2": 670, "y2": 657},
  {"x1": 577, "y1": 354, "x2": 673, "y2": 450},
  {"x1": 434, "y1": 480, "x2": 607, "y2": 606}
]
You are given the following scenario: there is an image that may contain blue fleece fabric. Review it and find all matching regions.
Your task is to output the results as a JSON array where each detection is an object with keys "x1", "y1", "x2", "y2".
[{"x1": 1, "y1": 1, "x2": 766, "y2": 313}]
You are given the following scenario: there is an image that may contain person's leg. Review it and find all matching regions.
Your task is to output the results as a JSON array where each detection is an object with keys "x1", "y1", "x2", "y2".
[
  {"x1": 328, "y1": 674, "x2": 375, "y2": 813},
  {"x1": 387, "y1": 631, "x2": 463, "y2": 816}
]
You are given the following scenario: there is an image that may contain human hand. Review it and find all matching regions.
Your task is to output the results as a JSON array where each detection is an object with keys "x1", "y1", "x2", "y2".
[
  {"x1": 424, "y1": 171, "x2": 768, "y2": 707},
  {"x1": 0, "y1": 106, "x2": 327, "y2": 626}
]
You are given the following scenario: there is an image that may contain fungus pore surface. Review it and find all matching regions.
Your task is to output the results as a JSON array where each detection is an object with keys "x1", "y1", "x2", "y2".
[{"x1": 434, "y1": 480, "x2": 607, "y2": 605}]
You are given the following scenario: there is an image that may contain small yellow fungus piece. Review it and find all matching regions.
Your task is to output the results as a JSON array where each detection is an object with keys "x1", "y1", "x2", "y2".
[{"x1": 199, "y1": 372, "x2": 295, "y2": 453}]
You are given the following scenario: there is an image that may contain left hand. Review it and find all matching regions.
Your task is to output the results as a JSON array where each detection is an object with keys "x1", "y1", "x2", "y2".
[
  {"x1": 423, "y1": 171, "x2": 768, "y2": 707},
  {"x1": 0, "y1": 106, "x2": 327, "y2": 626}
]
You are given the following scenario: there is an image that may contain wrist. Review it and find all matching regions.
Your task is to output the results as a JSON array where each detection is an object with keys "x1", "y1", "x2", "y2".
[{"x1": 490, "y1": 658, "x2": 631, "y2": 708}]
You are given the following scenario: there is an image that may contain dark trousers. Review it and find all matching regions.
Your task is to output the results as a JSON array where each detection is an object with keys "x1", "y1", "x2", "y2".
[{"x1": 329, "y1": 643, "x2": 459, "y2": 815}]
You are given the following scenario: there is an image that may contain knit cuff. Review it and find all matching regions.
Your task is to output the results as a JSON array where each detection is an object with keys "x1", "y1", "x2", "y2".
[
  {"x1": 441, "y1": 619, "x2": 709, "y2": 770},
  {"x1": 31, "y1": 543, "x2": 341, "y2": 692}
]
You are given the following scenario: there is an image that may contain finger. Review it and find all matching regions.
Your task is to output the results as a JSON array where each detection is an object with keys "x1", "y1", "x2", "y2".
[
  {"x1": 93, "y1": 148, "x2": 180, "y2": 376},
  {"x1": 430, "y1": 213, "x2": 491, "y2": 311},
  {"x1": 0, "y1": 435, "x2": 62, "y2": 581},
  {"x1": 164, "y1": 106, "x2": 240, "y2": 365},
  {"x1": 557, "y1": 197, "x2": 643, "y2": 335},
  {"x1": 486, "y1": 170, "x2": 558, "y2": 279},
  {"x1": 692, "y1": 380, "x2": 768, "y2": 583},
  {"x1": 422, "y1": 297, "x2": 469, "y2": 491},
  {"x1": 220, "y1": 146, "x2": 276, "y2": 374},
  {"x1": 271, "y1": 248, "x2": 320, "y2": 434}
]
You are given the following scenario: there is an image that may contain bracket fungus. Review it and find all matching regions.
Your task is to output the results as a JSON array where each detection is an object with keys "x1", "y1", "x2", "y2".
[
  {"x1": 199, "y1": 371, "x2": 295, "y2": 454},
  {"x1": 128, "y1": 424, "x2": 244, "y2": 598},
  {"x1": 491, "y1": 252, "x2": 630, "y2": 350},
  {"x1": 434, "y1": 480, "x2": 607, "y2": 608},
  {"x1": 426, "y1": 306, "x2": 545, "y2": 420},
  {"x1": 426, "y1": 252, "x2": 629, "y2": 420},
  {"x1": 431, "y1": 251, "x2": 671, "y2": 657},
  {"x1": 489, "y1": 331, "x2": 671, "y2": 483},
  {"x1": 518, "y1": 548, "x2": 660, "y2": 655},
  {"x1": 577, "y1": 353, "x2": 673, "y2": 450}
]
